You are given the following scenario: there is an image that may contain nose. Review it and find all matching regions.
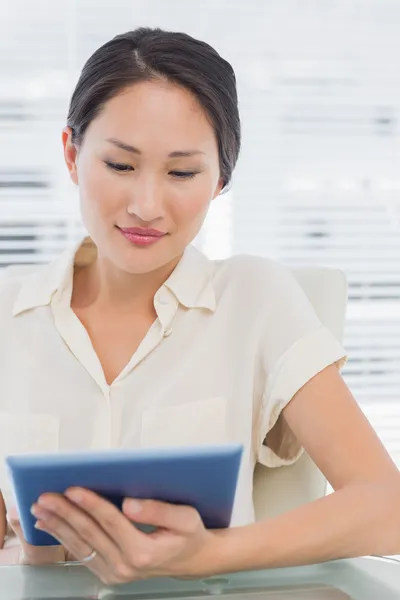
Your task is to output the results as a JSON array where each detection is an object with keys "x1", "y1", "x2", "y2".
[{"x1": 126, "y1": 173, "x2": 165, "y2": 223}]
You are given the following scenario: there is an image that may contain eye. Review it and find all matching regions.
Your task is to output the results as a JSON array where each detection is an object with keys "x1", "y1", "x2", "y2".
[
  {"x1": 105, "y1": 161, "x2": 134, "y2": 173},
  {"x1": 170, "y1": 171, "x2": 197, "y2": 180}
]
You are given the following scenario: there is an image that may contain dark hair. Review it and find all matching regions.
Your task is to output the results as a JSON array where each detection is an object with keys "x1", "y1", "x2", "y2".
[{"x1": 67, "y1": 27, "x2": 241, "y2": 190}]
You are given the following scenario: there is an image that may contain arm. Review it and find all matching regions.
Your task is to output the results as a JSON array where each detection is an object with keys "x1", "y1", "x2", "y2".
[
  {"x1": 207, "y1": 364, "x2": 400, "y2": 574},
  {"x1": 7, "y1": 365, "x2": 398, "y2": 582}
]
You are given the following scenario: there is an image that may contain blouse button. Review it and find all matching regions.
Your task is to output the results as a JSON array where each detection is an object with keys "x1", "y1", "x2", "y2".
[{"x1": 158, "y1": 293, "x2": 169, "y2": 306}]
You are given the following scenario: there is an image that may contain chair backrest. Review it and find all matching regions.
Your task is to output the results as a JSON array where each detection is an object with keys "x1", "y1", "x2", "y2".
[{"x1": 253, "y1": 266, "x2": 348, "y2": 521}]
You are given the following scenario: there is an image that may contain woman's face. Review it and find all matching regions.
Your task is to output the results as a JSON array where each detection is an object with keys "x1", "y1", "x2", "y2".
[{"x1": 62, "y1": 80, "x2": 223, "y2": 274}]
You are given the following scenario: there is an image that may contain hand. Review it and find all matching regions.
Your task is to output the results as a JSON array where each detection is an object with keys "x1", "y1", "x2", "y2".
[
  {"x1": 31, "y1": 488, "x2": 222, "y2": 584},
  {"x1": 7, "y1": 505, "x2": 70, "y2": 565}
]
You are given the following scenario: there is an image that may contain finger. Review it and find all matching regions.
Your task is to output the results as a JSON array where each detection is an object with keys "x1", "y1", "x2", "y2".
[
  {"x1": 34, "y1": 499, "x2": 140, "y2": 585},
  {"x1": 34, "y1": 495, "x2": 121, "y2": 566},
  {"x1": 34, "y1": 514, "x2": 105, "y2": 571},
  {"x1": 122, "y1": 498, "x2": 202, "y2": 534},
  {"x1": 35, "y1": 515, "x2": 110, "y2": 581},
  {"x1": 7, "y1": 506, "x2": 65, "y2": 565},
  {"x1": 37, "y1": 509, "x2": 142, "y2": 586},
  {"x1": 63, "y1": 488, "x2": 149, "y2": 552}
]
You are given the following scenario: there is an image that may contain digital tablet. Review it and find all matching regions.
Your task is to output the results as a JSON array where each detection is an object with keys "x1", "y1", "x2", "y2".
[{"x1": 6, "y1": 444, "x2": 243, "y2": 546}]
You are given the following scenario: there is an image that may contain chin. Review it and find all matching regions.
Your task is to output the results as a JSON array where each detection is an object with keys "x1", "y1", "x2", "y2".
[
  {"x1": 102, "y1": 232, "x2": 184, "y2": 275},
  {"x1": 117, "y1": 250, "x2": 176, "y2": 275}
]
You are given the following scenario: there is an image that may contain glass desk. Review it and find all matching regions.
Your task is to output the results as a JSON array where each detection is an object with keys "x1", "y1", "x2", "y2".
[{"x1": 0, "y1": 556, "x2": 399, "y2": 600}]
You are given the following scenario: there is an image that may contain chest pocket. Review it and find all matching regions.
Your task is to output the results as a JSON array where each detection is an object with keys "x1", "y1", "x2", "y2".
[
  {"x1": 140, "y1": 396, "x2": 228, "y2": 448},
  {"x1": 0, "y1": 412, "x2": 59, "y2": 511}
]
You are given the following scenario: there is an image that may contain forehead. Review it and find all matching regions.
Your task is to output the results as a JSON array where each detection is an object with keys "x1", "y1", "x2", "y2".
[{"x1": 84, "y1": 80, "x2": 218, "y2": 155}]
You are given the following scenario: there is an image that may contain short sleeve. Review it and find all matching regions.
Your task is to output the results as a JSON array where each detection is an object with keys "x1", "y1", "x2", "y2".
[{"x1": 255, "y1": 262, "x2": 348, "y2": 468}]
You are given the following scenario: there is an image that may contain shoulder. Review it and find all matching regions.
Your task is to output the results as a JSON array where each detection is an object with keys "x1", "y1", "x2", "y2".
[
  {"x1": 0, "y1": 264, "x2": 45, "y2": 319},
  {"x1": 212, "y1": 254, "x2": 303, "y2": 303},
  {"x1": 210, "y1": 254, "x2": 326, "y2": 335},
  {"x1": 0, "y1": 264, "x2": 35, "y2": 295}
]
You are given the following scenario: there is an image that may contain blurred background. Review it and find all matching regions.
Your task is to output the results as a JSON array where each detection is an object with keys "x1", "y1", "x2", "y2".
[{"x1": 1, "y1": 0, "x2": 399, "y2": 468}]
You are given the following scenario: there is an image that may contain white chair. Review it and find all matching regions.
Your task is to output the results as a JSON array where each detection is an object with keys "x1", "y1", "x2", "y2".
[{"x1": 253, "y1": 266, "x2": 348, "y2": 520}]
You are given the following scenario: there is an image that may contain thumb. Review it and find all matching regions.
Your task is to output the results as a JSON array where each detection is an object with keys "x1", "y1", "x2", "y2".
[{"x1": 122, "y1": 498, "x2": 202, "y2": 534}]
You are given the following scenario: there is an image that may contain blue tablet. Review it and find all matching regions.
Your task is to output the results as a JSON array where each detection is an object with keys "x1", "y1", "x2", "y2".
[{"x1": 6, "y1": 444, "x2": 243, "y2": 547}]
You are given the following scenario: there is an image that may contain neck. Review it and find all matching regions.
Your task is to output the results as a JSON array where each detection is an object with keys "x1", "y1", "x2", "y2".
[{"x1": 72, "y1": 253, "x2": 182, "y2": 315}]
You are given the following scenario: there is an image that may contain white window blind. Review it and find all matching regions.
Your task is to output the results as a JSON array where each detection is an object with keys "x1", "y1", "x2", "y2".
[{"x1": 1, "y1": 0, "x2": 400, "y2": 468}]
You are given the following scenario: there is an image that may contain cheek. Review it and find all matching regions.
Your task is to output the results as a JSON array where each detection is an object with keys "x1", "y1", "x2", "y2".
[
  {"x1": 171, "y1": 183, "x2": 213, "y2": 224},
  {"x1": 79, "y1": 163, "x2": 121, "y2": 218}
]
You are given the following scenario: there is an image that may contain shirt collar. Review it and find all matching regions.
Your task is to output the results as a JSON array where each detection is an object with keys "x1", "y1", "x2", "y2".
[
  {"x1": 12, "y1": 237, "x2": 216, "y2": 317},
  {"x1": 164, "y1": 244, "x2": 216, "y2": 311}
]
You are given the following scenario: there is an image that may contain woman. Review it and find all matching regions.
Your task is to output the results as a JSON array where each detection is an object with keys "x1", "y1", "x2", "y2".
[{"x1": 0, "y1": 27, "x2": 399, "y2": 583}]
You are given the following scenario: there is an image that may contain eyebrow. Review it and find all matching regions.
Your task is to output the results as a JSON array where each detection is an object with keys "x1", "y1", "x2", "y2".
[{"x1": 105, "y1": 137, "x2": 206, "y2": 158}]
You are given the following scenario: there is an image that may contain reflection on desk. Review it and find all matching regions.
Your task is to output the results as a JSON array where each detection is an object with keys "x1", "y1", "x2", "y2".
[
  {"x1": 0, "y1": 556, "x2": 399, "y2": 600},
  {"x1": 201, "y1": 583, "x2": 350, "y2": 599}
]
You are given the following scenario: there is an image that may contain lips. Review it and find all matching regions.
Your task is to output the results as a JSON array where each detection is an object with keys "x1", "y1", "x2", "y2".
[
  {"x1": 118, "y1": 226, "x2": 167, "y2": 246},
  {"x1": 119, "y1": 227, "x2": 166, "y2": 237}
]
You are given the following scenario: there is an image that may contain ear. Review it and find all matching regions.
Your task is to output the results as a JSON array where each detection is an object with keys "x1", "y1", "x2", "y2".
[
  {"x1": 62, "y1": 126, "x2": 79, "y2": 185},
  {"x1": 212, "y1": 177, "x2": 225, "y2": 200}
]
